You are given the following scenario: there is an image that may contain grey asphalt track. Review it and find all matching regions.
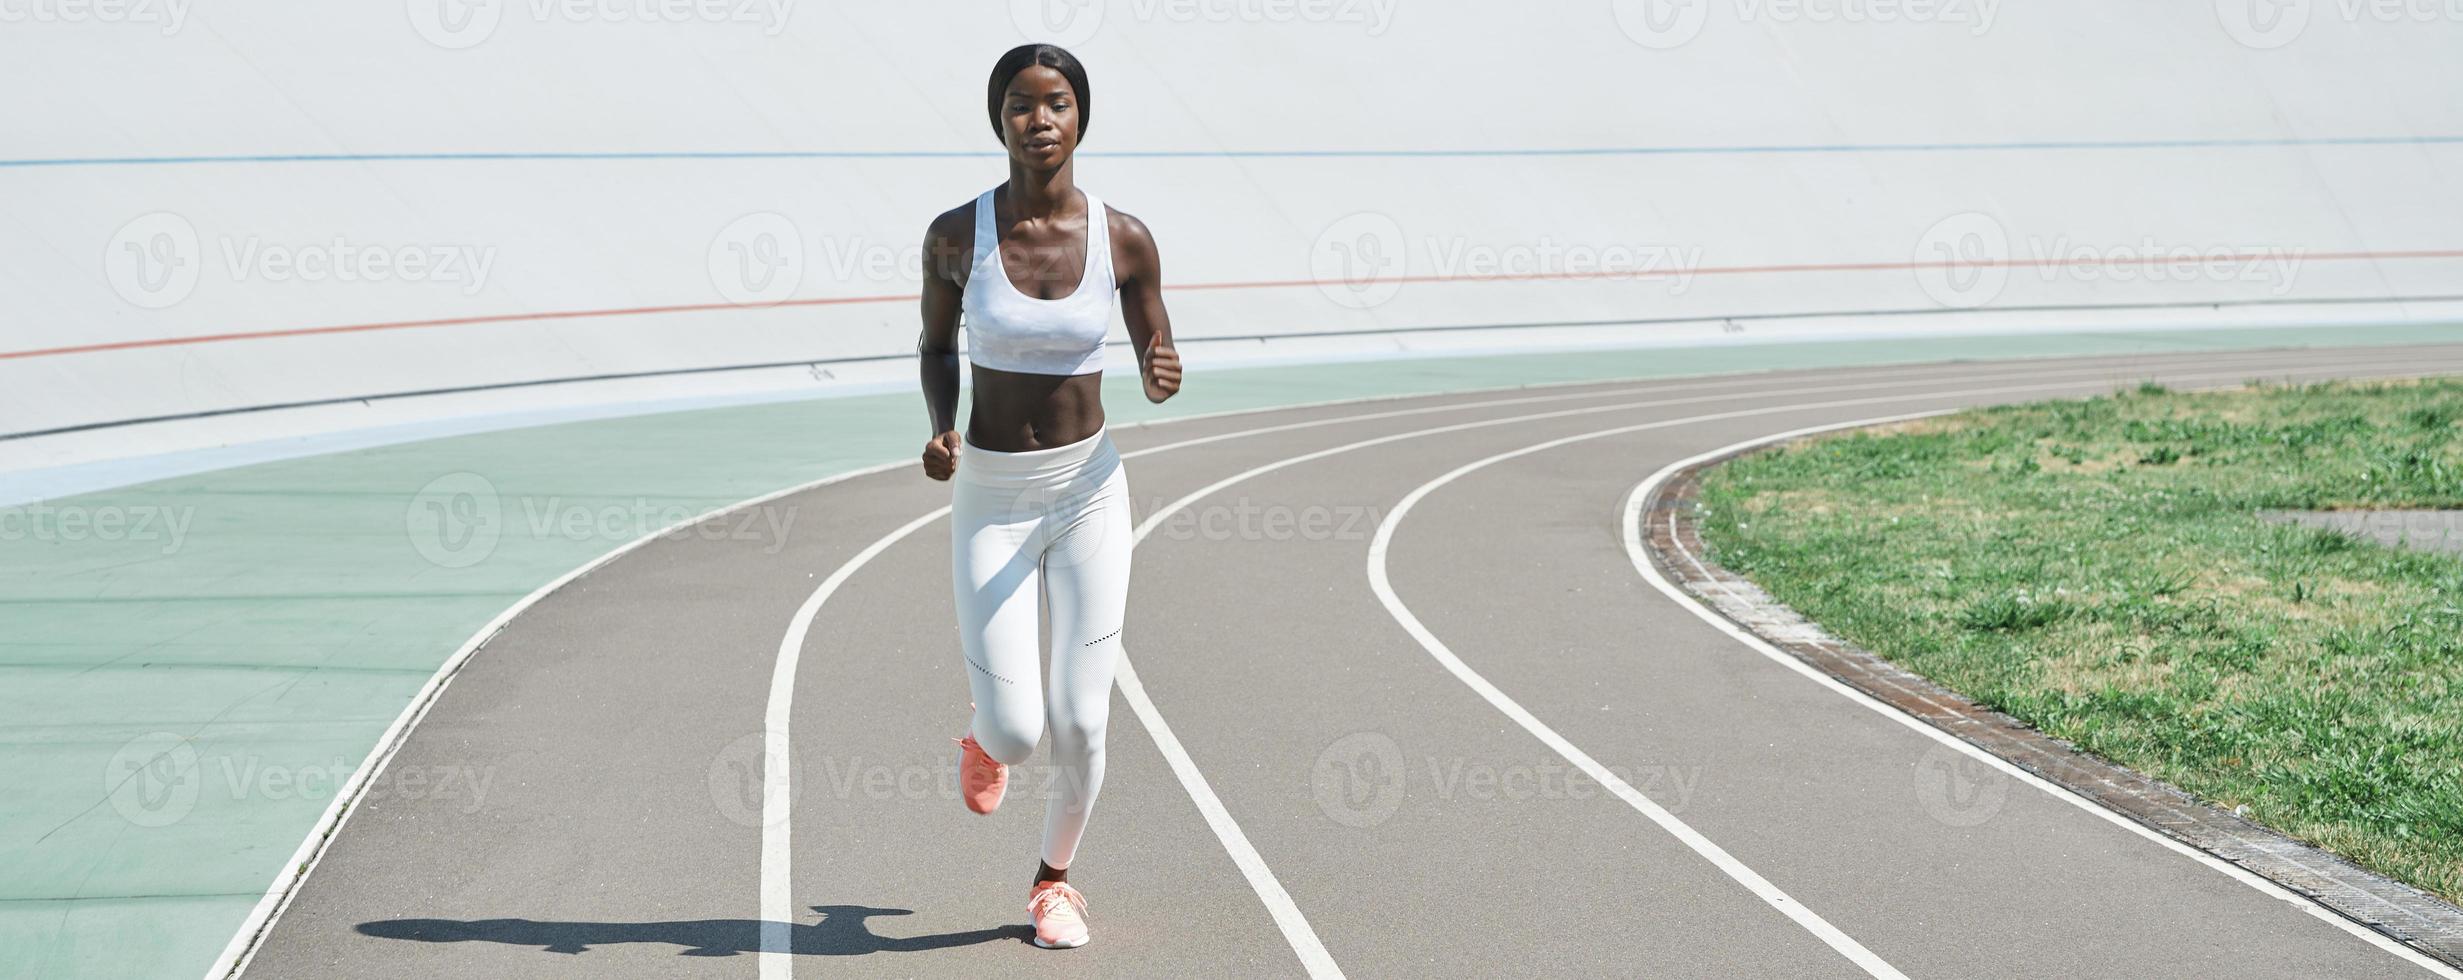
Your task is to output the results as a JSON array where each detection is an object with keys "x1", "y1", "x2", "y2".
[{"x1": 240, "y1": 345, "x2": 2463, "y2": 979}]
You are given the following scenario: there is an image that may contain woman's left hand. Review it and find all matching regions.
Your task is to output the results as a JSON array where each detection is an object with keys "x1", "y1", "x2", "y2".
[{"x1": 1143, "y1": 339, "x2": 1181, "y2": 403}]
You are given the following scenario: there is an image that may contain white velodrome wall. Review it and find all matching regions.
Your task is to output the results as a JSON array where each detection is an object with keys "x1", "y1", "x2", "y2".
[{"x1": 4, "y1": 1, "x2": 2462, "y2": 469}]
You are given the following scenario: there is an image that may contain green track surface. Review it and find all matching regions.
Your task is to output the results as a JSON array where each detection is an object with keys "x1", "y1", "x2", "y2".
[{"x1": 5, "y1": 324, "x2": 2456, "y2": 980}]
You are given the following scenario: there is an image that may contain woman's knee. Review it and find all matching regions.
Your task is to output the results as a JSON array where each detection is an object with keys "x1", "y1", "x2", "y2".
[
  {"x1": 1045, "y1": 702, "x2": 1110, "y2": 758},
  {"x1": 972, "y1": 703, "x2": 1042, "y2": 765}
]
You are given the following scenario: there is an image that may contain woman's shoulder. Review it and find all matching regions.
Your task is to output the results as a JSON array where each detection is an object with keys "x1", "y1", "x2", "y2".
[
  {"x1": 1098, "y1": 197, "x2": 1151, "y2": 246},
  {"x1": 927, "y1": 196, "x2": 979, "y2": 239},
  {"x1": 925, "y1": 196, "x2": 983, "y2": 282},
  {"x1": 928, "y1": 186, "x2": 1006, "y2": 248},
  {"x1": 1101, "y1": 199, "x2": 1156, "y2": 262}
]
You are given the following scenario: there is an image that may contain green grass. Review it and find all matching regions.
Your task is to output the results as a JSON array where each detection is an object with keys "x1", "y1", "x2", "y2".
[{"x1": 1698, "y1": 377, "x2": 2463, "y2": 903}]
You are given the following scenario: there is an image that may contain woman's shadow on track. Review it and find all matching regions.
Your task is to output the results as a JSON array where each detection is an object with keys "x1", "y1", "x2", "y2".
[{"x1": 357, "y1": 905, "x2": 1032, "y2": 956}]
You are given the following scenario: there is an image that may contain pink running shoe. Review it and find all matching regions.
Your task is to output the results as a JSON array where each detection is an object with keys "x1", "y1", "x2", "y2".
[
  {"x1": 954, "y1": 732, "x2": 1007, "y2": 814},
  {"x1": 1027, "y1": 880, "x2": 1089, "y2": 949}
]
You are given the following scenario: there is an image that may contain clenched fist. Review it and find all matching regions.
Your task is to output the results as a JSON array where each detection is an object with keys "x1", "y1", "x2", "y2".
[
  {"x1": 1143, "y1": 339, "x2": 1181, "y2": 403},
  {"x1": 921, "y1": 430, "x2": 962, "y2": 481}
]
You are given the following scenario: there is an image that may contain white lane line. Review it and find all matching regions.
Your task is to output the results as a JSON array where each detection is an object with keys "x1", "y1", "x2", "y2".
[
  {"x1": 1620, "y1": 410, "x2": 2463, "y2": 980},
  {"x1": 217, "y1": 456, "x2": 916, "y2": 980},
  {"x1": 1313, "y1": 361, "x2": 2450, "y2": 978},
  {"x1": 209, "y1": 360, "x2": 1919, "y2": 979},
  {"x1": 220, "y1": 350, "x2": 2401, "y2": 980},
  {"x1": 757, "y1": 518, "x2": 1326, "y2": 973},
  {"x1": 749, "y1": 359, "x2": 2167, "y2": 974},
  {"x1": 754, "y1": 354, "x2": 2419, "y2": 975},
  {"x1": 1106, "y1": 621, "x2": 1341, "y2": 976},
  {"x1": 208, "y1": 345, "x2": 2397, "y2": 979},
  {"x1": 1363, "y1": 444, "x2": 1916, "y2": 979},
  {"x1": 759, "y1": 506, "x2": 944, "y2": 976}
]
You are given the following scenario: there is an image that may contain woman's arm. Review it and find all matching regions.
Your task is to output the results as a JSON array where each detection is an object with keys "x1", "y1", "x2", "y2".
[
  {"x1": 918, "y1": 206, "x2": 971, "y2": 480},
  {"x1": 1111, "y1": 207, "x2": 1181, "y2": 403}
]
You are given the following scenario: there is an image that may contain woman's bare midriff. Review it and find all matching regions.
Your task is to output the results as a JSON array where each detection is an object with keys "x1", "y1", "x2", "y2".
[{"x1": 965, "y1": 363, "x2": 1107, "y2": 451}]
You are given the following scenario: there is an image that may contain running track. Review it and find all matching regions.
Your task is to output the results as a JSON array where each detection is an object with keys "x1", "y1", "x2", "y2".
[{"x1": 234, "y1": 345, "x2": 2463, "y2": 978}]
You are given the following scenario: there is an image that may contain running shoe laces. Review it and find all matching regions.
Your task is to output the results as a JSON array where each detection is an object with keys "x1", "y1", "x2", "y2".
[{"x1": 1027, "y1": 880, "x2": 1089, "y2": 948}]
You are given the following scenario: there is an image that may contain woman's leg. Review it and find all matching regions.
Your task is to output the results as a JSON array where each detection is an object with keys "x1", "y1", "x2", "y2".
[
  {"x1": 1035, "y1": 462, "x2": 1134, "y2": 872},
  {"x1": 951, "y1": 477, "x2": 1048, "y2": 766}
]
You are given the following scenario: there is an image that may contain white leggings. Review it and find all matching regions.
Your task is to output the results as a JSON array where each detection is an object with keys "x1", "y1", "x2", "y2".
[{"x1": 950, "y1": 423, "x2": 1133, "y2": 870}]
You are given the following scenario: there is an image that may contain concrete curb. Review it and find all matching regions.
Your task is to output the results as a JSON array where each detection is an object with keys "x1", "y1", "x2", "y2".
[{"x1": 1642, "y1": 433, "x2": 2463, "y2": 971}]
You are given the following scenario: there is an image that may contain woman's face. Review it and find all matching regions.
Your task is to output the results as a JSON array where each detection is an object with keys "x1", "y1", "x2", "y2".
[{"x1": 1000, "y1": 65, "x2": 1080, "y2": 170}]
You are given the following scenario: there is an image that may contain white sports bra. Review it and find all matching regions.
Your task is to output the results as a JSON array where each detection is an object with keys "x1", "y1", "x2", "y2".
[{"x1": 962, "y1": 186, "x2": 1115, "y2": 376}]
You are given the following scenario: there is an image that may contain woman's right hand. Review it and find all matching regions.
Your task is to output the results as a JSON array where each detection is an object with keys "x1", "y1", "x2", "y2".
[{"x1": 922, "y1": 430, "x2": 963, "y2": 481}]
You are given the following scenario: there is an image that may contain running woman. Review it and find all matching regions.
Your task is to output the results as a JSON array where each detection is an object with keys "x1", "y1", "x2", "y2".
[{"x1": 915, "y1": 42, "x2": 1182, "y2": 951}]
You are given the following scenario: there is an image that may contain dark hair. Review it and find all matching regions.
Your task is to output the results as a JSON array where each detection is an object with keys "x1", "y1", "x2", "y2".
[{"x1": 986, "y1": 43, "x2": 1091, "y2": 145}]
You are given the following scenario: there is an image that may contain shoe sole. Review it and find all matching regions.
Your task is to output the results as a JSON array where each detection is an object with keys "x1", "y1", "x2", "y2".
[{"x1": 1032, "y1": 934, "x2": 1089, "y2": 949}]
